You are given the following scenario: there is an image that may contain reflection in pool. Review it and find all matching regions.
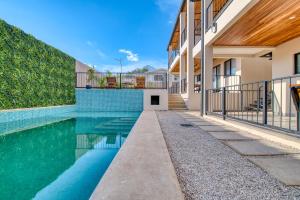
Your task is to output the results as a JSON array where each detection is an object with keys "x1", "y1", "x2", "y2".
[{"x1": 0, "y1": 114, "x2": 139, "y2": 200}]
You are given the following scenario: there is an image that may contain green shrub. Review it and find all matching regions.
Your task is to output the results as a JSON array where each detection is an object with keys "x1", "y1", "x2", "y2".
[{"x1": 0, "y1": 19, "x2": 75, "y2": 109}]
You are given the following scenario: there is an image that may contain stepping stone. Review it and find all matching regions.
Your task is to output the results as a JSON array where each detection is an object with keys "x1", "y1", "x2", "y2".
[
  {"x1": 248, "y1": 155, "x2": 300, "y2": 186},
  {"x1": 225, "y1": 140, "x2": 300, "y2": 156},
  {"x1": 191, "y1": 121, "x2": 216, "y2": 126},
  {"x1": 209, "y1": 131, "x2": 260, "y2": 141},
  {"x1": 199, "y1": 125, "x2": 236, "y2": 132}
]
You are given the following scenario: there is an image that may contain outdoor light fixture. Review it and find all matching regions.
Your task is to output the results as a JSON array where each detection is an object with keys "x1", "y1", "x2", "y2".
[
  {"x1": 211, "y1": 22, "x2": 217, "y2": 33},
  {"x1": 289, "y1": 16, "x2": 296, "y2": 20}
]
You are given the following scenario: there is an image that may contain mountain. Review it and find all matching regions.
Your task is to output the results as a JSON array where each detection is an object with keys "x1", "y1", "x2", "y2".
[{"x1": 130, "y1": 65, "x2": 156, "y2": 73}]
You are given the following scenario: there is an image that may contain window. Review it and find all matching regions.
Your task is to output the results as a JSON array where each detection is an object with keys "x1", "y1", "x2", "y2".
[
  {"x1": 213, "y1": 65, "x2": 221, "y2": 88},
  {"x1": 196, "y1": 74, "x2": 201, "y2": 82},
  {"x1": 295, "y1": 53, "x2": 300, "y2": 74},
  {"x1": 154, "y1": 75, "x2": 163, "y2": 81},
  {"x1": 224, "y1": 59, "x2": 236, "y2": 76},
  {"x1": 151, "y1": 96, "x2": 160, "y2": 105}
]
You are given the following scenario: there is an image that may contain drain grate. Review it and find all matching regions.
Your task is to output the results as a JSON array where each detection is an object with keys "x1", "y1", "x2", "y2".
[{"x1": 180, "y1": 123, "x2": 194, "y2": 127}]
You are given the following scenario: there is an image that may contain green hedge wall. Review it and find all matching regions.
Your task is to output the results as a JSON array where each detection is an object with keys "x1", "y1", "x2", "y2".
[{"x1": 0, "y1": 19, "x2": 75, "y2": 109}]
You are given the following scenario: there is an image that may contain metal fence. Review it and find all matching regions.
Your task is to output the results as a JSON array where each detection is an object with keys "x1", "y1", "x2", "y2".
[
  {"x1": 181, "y1": 27, "x2": 187, "y2": 46},
  {"x1": 168, "y1": 49, "x2": 180, "y2": 68},
  {"x1": 181, "y1": 78, "x2": 187, "y2": 93},
  {"x1": 206, "y1": 75, "x2": 300, "y2": 135},
  {"x1": 194, "y1": 19, "x2": 201, "y2": 45},
  {"x1": 213, "y1": 75, "x2": 241, "y2": 89},
  {"x1": 169, "y1": 82, "x2": 180, "y2": 94},
  {"x1": 76, "y1": 72, "x2": 168, "y2": 89}
]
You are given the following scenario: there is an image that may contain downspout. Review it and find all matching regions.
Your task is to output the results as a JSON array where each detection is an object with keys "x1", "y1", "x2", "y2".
[{"x1": 200, "y1": 0, "x2": 205, "y2": 116}]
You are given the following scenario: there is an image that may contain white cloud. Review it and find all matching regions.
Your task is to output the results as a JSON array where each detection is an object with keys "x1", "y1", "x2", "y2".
[{"x1": 119, "y1": 49, "x2": 139, "y2": 62}]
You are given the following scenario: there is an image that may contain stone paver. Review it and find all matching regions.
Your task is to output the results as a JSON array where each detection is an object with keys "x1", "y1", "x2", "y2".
[
  {"x1": 157, "y1": 111, "x2": 300, "y2": 200},
  {"x1": 209, "y1": 131, "x2": 260, "y2": 141},
  {"x1": 225, "y1": 140, "x2": 300, "y2": 156},
  {"x1": 190, "y1": 121, "x2": 216, "y2": 126},
  {"x1": 248, "y1": 155, "x2": 300, "y2": 186},
  {"x1": 198, "y1": 125, "x2": 237, "y2": 132}
]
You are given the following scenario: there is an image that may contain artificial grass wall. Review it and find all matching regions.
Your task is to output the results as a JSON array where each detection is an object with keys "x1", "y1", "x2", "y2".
[{"x1": 0, "y1": 19, "x2": 76, "y2": 109}]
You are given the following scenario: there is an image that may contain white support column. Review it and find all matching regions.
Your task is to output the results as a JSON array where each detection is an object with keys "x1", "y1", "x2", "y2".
[
  {"x1": 203, "y1": 45, "x2": 213, "y2": 110},
  {"x1": 186, "y1": 0, "x2": 195, "y2": 98},
  {"x1": 179, "y1": 12, "x2": 187, "y2": 94}
]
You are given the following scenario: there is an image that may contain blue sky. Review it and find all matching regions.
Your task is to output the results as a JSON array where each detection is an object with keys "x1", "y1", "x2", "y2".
[{"x1": 0, "y1": 0, "x2": 181, "y2": 72}]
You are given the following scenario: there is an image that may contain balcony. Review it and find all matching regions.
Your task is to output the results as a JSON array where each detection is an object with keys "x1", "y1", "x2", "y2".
[
  {"x1": 181, "y1": 27, "x2": 187, "y2": 47},
  {"x1": 206, "y1": 0, "x2": 233, "y2": 31},
  {"x1": 181, "y1": 78, "x2": 187, "y2": 94},
  {"x1": 168, "y1": 48, "x2": 180, "y2": 68},
  {"x1": 194, "y1": 19, "x2": 201, "y2": 46}
]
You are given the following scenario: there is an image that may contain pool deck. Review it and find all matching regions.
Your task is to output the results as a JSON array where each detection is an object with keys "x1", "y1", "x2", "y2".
[{"x1": 90, "y1": 111, "x2": 184, "y2": 200}]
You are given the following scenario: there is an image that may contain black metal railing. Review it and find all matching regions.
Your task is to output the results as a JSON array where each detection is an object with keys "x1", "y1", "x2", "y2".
[
  {"x1": 213, "y1": 75, "x2": 241, "y2": 89},
  {"x1": 194, "y1": 74, "x2": 201, "y2": 93},
  {"x1": 181, "y1": 78, "x2": 187, "y2": 93},
  {"x1": 194, "y1": 19, "x2": 201, "y2": 45},
  {"x1": 206, "y1": 74, "x2": 300, "y2": 135},
  {"x1": 169, "y1": 82, "x2": 180, "y2": 94},
  {"x1": 168, "y1": 48, "x2": 180, "y2": 68},
  {"x1": 76, "y1": 72, "x2": 168, "y2": 89},
  {"x1": 206, "y1": 0, "x2": 233, "y2": 31},
  {"x1": 181, "y1": 27, "x2": 187, "y2": 47}
]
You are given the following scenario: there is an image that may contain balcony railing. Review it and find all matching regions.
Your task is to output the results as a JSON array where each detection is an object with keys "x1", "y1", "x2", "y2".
[
  {"x1": 194, "y1": 74, "x2": 201, "y2": 93},
  {"x1": 206, "y1": 0, "x2": 233, "y2": 31},
  {"x1": 181, "y1": 78, "x2": 187, "y2": 93},
  {"x1": 76, "y1": 72, "x2": 168, "y2": 89},
  {"x1": 169, "y1": 82, "x2": 180, "y2": 94},
  {"x1": 194, "y1": 20, "x2": 201, "y2": 45},
  {"x1": 206, "y1": 74, "x2": 300, "y2": 136},
  {"x1": 181, "y1": 27, "x2": 187, "y2": 47},
  {"x1": 168, "y1": 49, "x2": 180, "y2": 68},
  {"x1": 213, "y1": 75, "x2": 241, "y2": 89}
]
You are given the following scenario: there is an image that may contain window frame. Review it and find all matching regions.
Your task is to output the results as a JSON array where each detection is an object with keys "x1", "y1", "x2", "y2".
[
  {"x1": 295, "y1": 53, "x2": 300, "y2": 74},
  {"x1": 224, "y1": 59, "x2": 236, "y2": 76}
]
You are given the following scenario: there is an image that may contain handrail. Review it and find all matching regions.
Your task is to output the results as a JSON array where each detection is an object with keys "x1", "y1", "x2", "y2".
[
  {"x1": 194, "y1": 19, "x2": 201, "y2": 45},
  {"x1": 206, "y1": 0, "x2": 233, "y2": 31},
  {"x1": 181, "y1": 27, "x2": 187, "y2": 47},
  {"x1": 168, "y1": 49, "x2": 180, "y2": 68}
]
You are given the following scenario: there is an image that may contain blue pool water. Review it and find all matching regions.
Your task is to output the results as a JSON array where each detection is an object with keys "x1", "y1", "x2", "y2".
[{"x1": 0, "y1": 112, "x2": 140, "y2": 200}]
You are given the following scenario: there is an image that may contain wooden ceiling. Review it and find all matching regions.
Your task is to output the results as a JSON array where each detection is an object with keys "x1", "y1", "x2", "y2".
[
  {"x1": 170, "y1": 57, "x2": 200, "y2": 74},
  {"x1": 214, "y1": 0, "x2": 300, "y2": 46},
  {"x1": 194, "y1": 1, "x2": 201, "y2": 21}
]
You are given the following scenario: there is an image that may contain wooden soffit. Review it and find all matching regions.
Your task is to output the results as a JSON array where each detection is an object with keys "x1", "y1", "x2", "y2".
[{"x1": 214, "y1": 0, "x2": 300, "y2": 46}]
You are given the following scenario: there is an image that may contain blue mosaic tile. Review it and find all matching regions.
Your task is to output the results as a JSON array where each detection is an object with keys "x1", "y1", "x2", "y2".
[
  {"x1": 0, "y1": 105, "x2": 76, "y2": 123},
  {"x1": 76, "y1": 89, "x2": 143, "y2": 112}
]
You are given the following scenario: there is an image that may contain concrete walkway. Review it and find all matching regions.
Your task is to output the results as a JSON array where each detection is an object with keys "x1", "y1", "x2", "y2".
[
  {"x1": 157, "y1": 111, "x2": 300, "y2": 200},
  {"x1": 90, "y1": 111, "x2": 184, "y2": 200}
]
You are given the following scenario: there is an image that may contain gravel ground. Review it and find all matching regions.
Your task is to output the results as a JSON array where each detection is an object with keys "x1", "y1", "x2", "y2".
[{"x1": 157, "y1": 111, "x2": 300, "y2": 200}]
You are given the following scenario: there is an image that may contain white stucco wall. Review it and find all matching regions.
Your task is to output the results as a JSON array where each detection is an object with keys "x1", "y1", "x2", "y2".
[
  {"x1": 143, "y1": 90, "x2": 168, "y2": 111},
  {"x1": 241, "y1": 57, "x2": 272, "y2": 84},
  {"x1": 272, "y1": 37, "x2": 300, "y2": 79}
]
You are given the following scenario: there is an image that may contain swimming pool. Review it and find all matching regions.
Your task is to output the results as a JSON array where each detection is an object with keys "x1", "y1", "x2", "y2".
[{"x1": 0, "y1": 112, "x2": 140, "y2": 200}]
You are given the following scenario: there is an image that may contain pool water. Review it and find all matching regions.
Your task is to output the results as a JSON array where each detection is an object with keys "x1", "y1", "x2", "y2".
[{"x1": 0, "y1": 112, "x2": 140, "y2": 200}]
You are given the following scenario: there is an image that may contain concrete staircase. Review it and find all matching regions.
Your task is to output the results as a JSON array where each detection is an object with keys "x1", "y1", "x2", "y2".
[{"x1": 168, "y1": 94, "x2": 187, "y2": 110}]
